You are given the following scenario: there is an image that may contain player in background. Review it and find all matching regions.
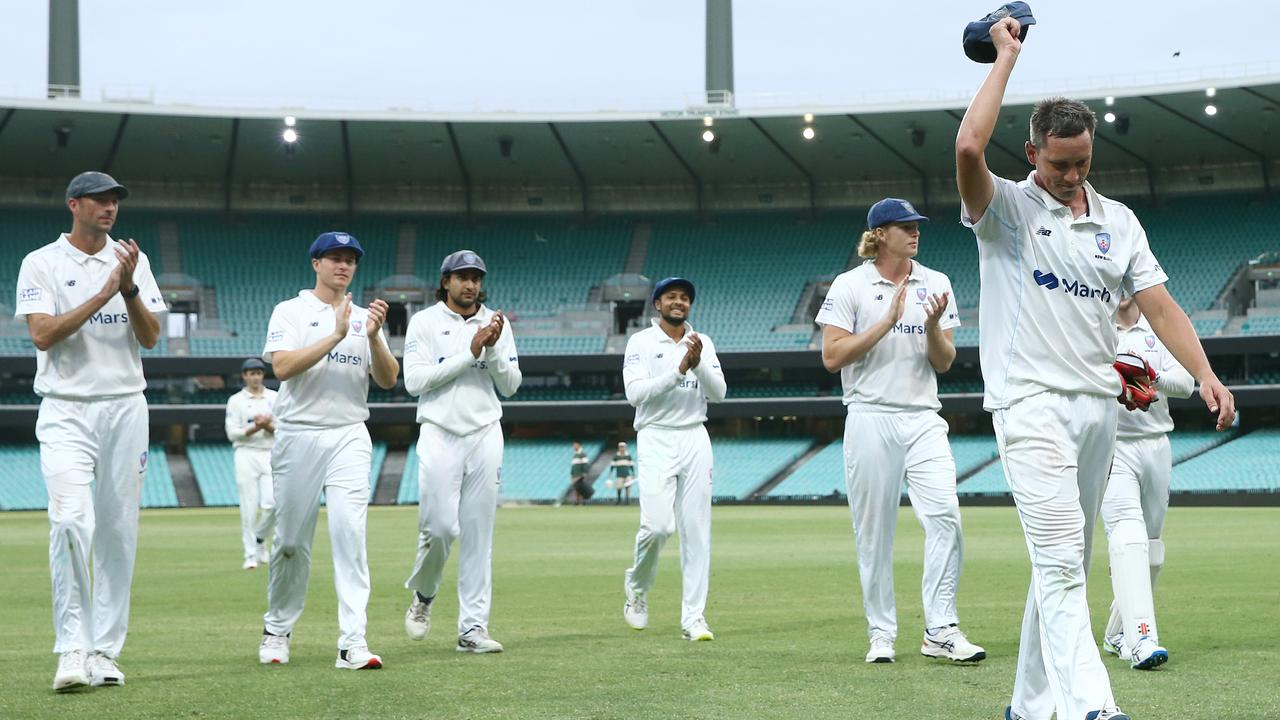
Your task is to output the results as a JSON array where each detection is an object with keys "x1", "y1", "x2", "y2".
[
  {"x1": 608, "y1": 441, "x2": 635, "y2": 505},
  {"x1": 257, "y1": 232, "x2": 398, "y2": 670},
  {"x1": 956, "y1": 17, "x2": 1235, "y2": 720},
  {"x1": 1101, "y1": 296, "x2": 1194, "y2": 670},
  {"x1": 402, "y1": 250, "x2": 520, "y2": 654},
  {"x1": 16, "y1": 171, "x2": 167, "y2": 691},
  {"x1": 570, "y1": 440, "x2": 591, "y2": 505},
  {"x1": 817, "y1": 198, "x2": 985, "y2": 665},
  {"x1": 621, "y1": 278, "x2": 726, "y2": 641},
  {"x1": 225, "y1": 357, "x2": 278, "y2": 570}
]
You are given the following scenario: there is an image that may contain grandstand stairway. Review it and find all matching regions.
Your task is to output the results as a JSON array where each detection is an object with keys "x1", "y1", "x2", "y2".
[
  {"x1": 395, "y1": 224, "x2": 417, "y2": 275},
  {"x1": 751, "y1": 439, "x2": 833, "y2": 499},
  {"x1": 624, "y1": 222, "x2": 651, "y2": 274},
  {"x1": 373, "y1": 447, "x2": 407, "y2": 505},
  {"x1": 158, "y1": 220, "x2": 182, "y2": 275},
  {"x1": 582, "y1": 444, "x2": 617, "y2": 495},
  {"x1": 166, "y1": 450, "x2": 203, "y2": 507}
]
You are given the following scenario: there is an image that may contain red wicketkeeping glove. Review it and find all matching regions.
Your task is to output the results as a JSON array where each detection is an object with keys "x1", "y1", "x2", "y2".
[{"x1": 1114, "y1": 351, "x2": 1158, "y2": 412}]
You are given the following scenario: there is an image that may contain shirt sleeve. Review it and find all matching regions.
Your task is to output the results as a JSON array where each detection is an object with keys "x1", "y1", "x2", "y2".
[
  {"x1": 623, "y1": 333, "x2": 681, "y2": 406},
  {"x1": 938, "y1": 273, "x2": 961, "y2": 331},
  {"x1": 132, "y1": 250, "x2": 169, "y2": 315},
  {"x1": 485, "y1": 319, "x2": 522, "y2": 398},
  {"x1": 691, "y1": 334, "x2": 727, "y2": 403},
  {"x1": 814, "y1": 275, "x2": 856, "y2": 333},
  {"x1": 1121, "y1": 222, "x2": 1169, "y2": 296},
  {"x1": 15, "y1": 255, "x2": 57, "y2": 318},
  {"x1": 402, "y1": 311, "x2": 473, "y2": 397},
  {"x1": 961, "y1": 172, "x2": 1022, "y2": 244},
  {"x1": 225, "y1": 394, "x2": 250, "y2": 442},
  {"x1": 1155, "y1": 338, "x2": 1196, "y2": 399},
  {"x1": 263, "y1": 302, "x2": 299, "y2": 362}
]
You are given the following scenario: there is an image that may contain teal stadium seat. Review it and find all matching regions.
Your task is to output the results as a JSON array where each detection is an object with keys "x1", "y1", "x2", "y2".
[
  {"x1": 399, "y1": 439, "x2": 604, "y2": 503},
  {"x1": 1171, "y1": 430, "x2": 1279, "y2": 493},
  {"x1": 189, "y1": 441, "x2": 386, "y2": 506},
  {"x1": 766, "y1": 441, "x2": 845, "y2": 499},
  {"x1": 709, "y1": 437, "x2": 814, "y2": 500},
  {"x1": 0, "y1": 443, "x2": 176, "y2": 510}
]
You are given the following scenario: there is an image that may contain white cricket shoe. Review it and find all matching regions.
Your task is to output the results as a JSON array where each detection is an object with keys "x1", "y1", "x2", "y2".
[
  {"x1": 1130, "y1": 636, "x2": 1169, "y2": 670},
  {"x1": 258, "y1": 632, "x2": 290, "y2": 664},
  {"x1": 865, "y1": 634, "x2": 895, "y2": 663},
  {"x1": 87, "y1": 652, "x2": 125, "y2": 686},
  {"x1": 404, "y1": 594, "x2": 433, "y2": 641},
  {"x1": 256, "y1": 543, "x2": 270, "y2": 564},
  {"x1": 242, "y1": 558, "x2": 258, "y2": 570},
  {"x1": 53, "y1": 650, "x2": 90, "y2": 692},
  {"x1": 336, "y1": 645, "x2": 383, "y2": 670},
  {"x1": 1085, "y1": 708, "x2": 1131, "y2": 720},
  {"x1": 682, "y1": 619, "x2": 715, "y2": 642},
  {"x1": 623, "y1": 572, "x2": 648, "y2": 630},
  {"x1": 457, "y1": 626, "x2": 504, "y2": 653},
  {"x1": 921, "y1": 625, "x2": 986, "y2": 662},
  {"x1": 1102, "y1": 632, "x2": 1126, "y2": 658}
]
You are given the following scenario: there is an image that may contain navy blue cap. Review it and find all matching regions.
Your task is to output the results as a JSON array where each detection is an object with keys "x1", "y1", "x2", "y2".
[
  {"x1": 241, "y1": 357, "x2": 266, "y2": 372},
  {"x1": 309, "y1": 231, "x2": 364, "y2": 260},
  {"x1": 66, "y1": 171, "x2": 129, "y2": 202},
  {"x1": 963, "y1": 2, "x2": 1036, "y2": 64},
  {"x1": 652, "y1": 277, "x2": 695, "y2": 304},
  {"x1": 867, "y1": 198, "x2": 929, "y2": 229},
  {"x1": 440, "y1": 249, "x2": 487, "y2": 275}
]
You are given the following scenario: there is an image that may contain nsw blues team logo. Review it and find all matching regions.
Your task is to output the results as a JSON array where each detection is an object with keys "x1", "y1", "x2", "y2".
[
  {"x1": 351, "y1": 320, "x2": 363, "y2": 334},
  {"x1": 335, "y1": 233, "x2": 351, "y2": 245},
  {"x1": 916, "y1": 288, "x2": 927, "y2": 301},
  {"x1": 139, "y1": 451, "x2": 149, "y2": 471},
  {"x1": 1095, "y1": 232, "x2": 1111, "y2": 254},
  {"x1": 1145, "y1": 335, "x2": 1156, "y2": 349}
]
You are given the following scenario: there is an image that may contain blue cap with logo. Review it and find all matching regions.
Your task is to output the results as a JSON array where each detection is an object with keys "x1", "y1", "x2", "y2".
[
  {"x1": 440, "y1": 250, "x2": 487, "y2": 275},
  {"x1": 241, "y1": 357, "x2": 266, "y2": 372},
  {"x1": 66, "y1": 171, "x2": 129, "y2": 203},
  {"x1": 867, "y1": 198, "x2": 929, "y2": 229},
  {"x1": 308, "y1": 231, "x2": 364, "y2": 260},
  {"x1": 652, "y1": 277, "x2": 696, "y2": 304},
  {"x1": 963, "y1": 2, "x2": 1036, "y2": 64}
]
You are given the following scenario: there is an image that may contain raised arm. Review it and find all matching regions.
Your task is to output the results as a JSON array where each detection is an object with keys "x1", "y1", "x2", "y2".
[
  {"x1": 485, "y1": 316, "x2": 522, "y2": 398},
  {"x1": 364, "y1": 299, "x2": 400, "y2": 390},
  {"x1": 956, "y1": 17, "x2": 1022, "y2": 223},
  {"x1": 271, "y1": 294, "x2": 352, "y2": 382},
  {"x1": 821, "y1": 281, "x2": 906, "y2": 373},
  {"x1": 623, "y1": 338, "x2": 680, "y2": 406},
  {"x1": 691, "y1": 335, "x2": 727, "y2": 403}
]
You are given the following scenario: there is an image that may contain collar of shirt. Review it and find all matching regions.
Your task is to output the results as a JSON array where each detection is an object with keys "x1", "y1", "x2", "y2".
[
  {"x1": 57, "y1": 233, "x2": 116, "y2": 266},
  {"x1": 863, "y1": 259, "x2": 925, "y2": 287},
  {"x1": 1117, "y1": 318, "x2": 1152, "y2": 334},
  {"x1": 438, "y1": 301, "x2": 488, "y2": 324},
  {"x1": 648, "y1": 317, "x2": 697, "y2": 343},
  {"x1": 297, "y1": 289, "x2": 335, "y2": 311},
  {"x1": 1021, "y1": 171, "x2": 1109, "y2": 226}
]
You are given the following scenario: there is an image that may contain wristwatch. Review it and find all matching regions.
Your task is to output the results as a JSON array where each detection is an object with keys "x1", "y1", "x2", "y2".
[{"x1": 121, "y1": 284, "x2": 140, "y2": 300}]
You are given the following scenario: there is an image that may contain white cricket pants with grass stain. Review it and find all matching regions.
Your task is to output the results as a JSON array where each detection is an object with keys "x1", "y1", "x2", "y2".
[
  {"x1": 1100, "y1": 434, "x2": 1171, "y2": 651},
  {"x1": 235, "y1": 446, "x2": 276, "y2": 562},
  {"x1": 37, "y1": 393, "x2": 149, "y2": 658},
  {"x1": 843, "y1": 406, "x2": 963, "y2": 641},
  {"x1": 993, "y1": 391, "x2": 1117, "y2": 720},
  {"x1": 263, "y1": 422, "x2": 372, "y2": 651},
  {"x1": 625, "y1": 424, "x2": 713, "y2": 631},
  {"x1": 405, "y1": 421, "x2": 503, "y2": 635}
]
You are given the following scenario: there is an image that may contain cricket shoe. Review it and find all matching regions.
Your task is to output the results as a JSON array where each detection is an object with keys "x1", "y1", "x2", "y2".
[
  {"x1": 256, "y1": 542, "x2": 270, "y2": 564},
  {"x1": 53, "y1": 650, "x2": 90, "y2": 693},
  {"x1": 1102, "y1": 632, "x2": 1126, "y2": 658},
  {"x1": 457, "y1": 626, "x2": 504, "y2": 653},
  {"x1": 336, "y1": 645, "x2": 383, "y2": 670},
  {"x1": 88, "y1": 652, "x2": 125, "y2": 686},
  {"x1": 242, "y1": 558, "x2": 258, "y2": 570},
  {"x1": 623, "y1": 572, "x2": 648, "y2": 630},
  {"x1": 682, "y1": 619, "x2": 714, "y2": 642},
  {"x1": 921, "y1": 624, "x2": 986, "y2": 662},
  {"x1": 405, "y1": 594, "x2": 433, "y2": 641},
  {"x1": 258, "y1": 631, "x2": 290, "y2": 664},
  {"x1": 865, "y1": 634, "x2": 895, "y2": 663},
  {"x1": 1004, "y1": 707, "x2": 1027, "y2": 720},
  {"x1": 1085, "y1": 709, "x2": 1131, "y2": 720},
  {"x1": 1130, "y1": 635, "x2": 1169, "y2": 670}
]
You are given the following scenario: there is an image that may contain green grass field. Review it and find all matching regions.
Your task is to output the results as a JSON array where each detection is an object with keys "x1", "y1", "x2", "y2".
[{"x1": 1, "y1": 505, "x2": 1277, "y2": 719}]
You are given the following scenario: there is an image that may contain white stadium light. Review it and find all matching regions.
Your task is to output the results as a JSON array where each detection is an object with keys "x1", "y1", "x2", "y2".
[
  {"x1": 284, "y1": 115, "x2": 297, "y2": 127},
  {"x1": 703, "y1": 116, "x2": 714, "y2": 127},
  {"x1": 1105, "y1": 96, "x2": 1115, "y2": 106},
  {"x1": 1204, "y1": 104, "x2": 1218, "y2": 116},
  {"x1": 803, "y1": 113, "x2": 814, "y2": 123},
  {"x1": 1206, "y1": 87, "x2": 1217, "y2": 98},
  {"x1": 802, "y1": 126, "x2": 816, "y2": 140},
  {"x1": 701, "y1": 129, "x2": 716, "y2": 143},
  {"x1": 282, "y1": 128, "x2": 299, "y2": 143},
  {"x1": 1104, "y1": 112, "x2": 1116, "y2": 124}
]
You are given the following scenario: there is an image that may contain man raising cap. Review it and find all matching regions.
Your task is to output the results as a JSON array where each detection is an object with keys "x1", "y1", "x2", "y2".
[{"x1": 16, "y1": 170, "x2": 166, "y2": 692}]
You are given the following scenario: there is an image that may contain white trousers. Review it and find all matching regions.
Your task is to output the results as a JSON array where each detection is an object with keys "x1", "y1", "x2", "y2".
[
  {"x1": 37, "y1": 394, "x2": 149, "y2": 657},
  {"x1": 405, "y1": 421, "x2": 503, "y2": 635},
  {"x1": 235, "y1": 446, "x2": 276, "y2": 561},
  {"x1": 1100, "y1": 434, "x2": 1171, "y2": 650},
  {"x1": 843, "y1": 407, "x2": 963, "y2": 640},
  {"x1": 263, "y1": 423, "x2": 372, "y2": 650},
  {"x1": 993, "y1": 391, "x2": 1117, "y2": 720},
  {"x1": 625, "y1": 425, "x2": 713, "y2": 631}
]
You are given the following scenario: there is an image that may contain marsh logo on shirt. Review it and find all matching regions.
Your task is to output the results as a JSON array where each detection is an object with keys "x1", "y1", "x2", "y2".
[
  {"x1": 1032, "y1": 268, "x2": 1113, "y2": 304},
  {"x1": 328, "y1": 351, "x2": 362, "y2": 366},
  {"x1": 66, "y1": 280, "x2": 76, "y2": 287},
  {"x1": 89, "y1": 312, "x2": 129, "y2": 325},
  {"x1": 19, "y1": 287, "x2": 41, "y2": 302}
]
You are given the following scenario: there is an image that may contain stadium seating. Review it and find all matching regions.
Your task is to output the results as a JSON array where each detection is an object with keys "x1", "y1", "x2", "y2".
[
  {"x1": 0, "y1": 443, "x2": 176, "y2": 510},
  {"x1": 189, "y1": 441, "x2": 387, "y2": 506},
  {"x1": 769, "y1": 435, "x2": 999, "y2": 500},
  {"x1": 708, "y1": 437, "x2": 814, "y2": 500},
  {"x1": 398, "y1": 438, "x2": 604, "y2": 504},
  {"x1": 1171, "y1": 429, "x2": 1280, "y2": 493}
]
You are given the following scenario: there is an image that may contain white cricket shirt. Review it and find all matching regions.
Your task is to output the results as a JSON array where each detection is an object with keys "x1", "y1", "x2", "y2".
[
  {"x1": 263, "y1": 290, "x2": 389, "y2": 428},
  {"x1": 623, "y1": 320, "x2": 727, "y2": 431},
  {"x1": 14, "y1": 234, "x2": 168, "y2": 399},
  {"x1": 403, "y1": 301, "x2": 521, "y2": 436},
  {"x1": 225, "y1": 387, "x2": 278, "y2": 450},
  {"x1": 815, "y1": 260, "x2": 960, "y2": 411},
  {"x1": 963, "y1": 172, "x2": 1169, "y2": 410},
  {"x1": 1115, "y1": 319, "x2": 1195, "y2": 438}
]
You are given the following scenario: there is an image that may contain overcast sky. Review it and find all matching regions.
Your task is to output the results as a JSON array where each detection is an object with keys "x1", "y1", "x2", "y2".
[{"x1": 2, "y1": 1, "x2": 1279, "y2": 113}]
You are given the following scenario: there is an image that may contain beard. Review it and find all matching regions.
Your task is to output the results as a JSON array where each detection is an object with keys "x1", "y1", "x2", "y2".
[
  {"x1": 660, "y1": 312, "x2": 686, "y2": 326},
  {"x1": 450, "y1": 292, "x2": 476, "y2": 308}
]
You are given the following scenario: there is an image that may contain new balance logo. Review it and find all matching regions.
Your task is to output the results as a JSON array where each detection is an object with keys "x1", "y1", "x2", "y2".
[{"x1": 1035, "y1": 227, "x2": 1052, "y2": 237}]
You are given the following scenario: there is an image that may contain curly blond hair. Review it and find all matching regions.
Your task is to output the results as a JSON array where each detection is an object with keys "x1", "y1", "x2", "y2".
[{"x1": 856, "y1": 229, "x2": 881, "y2": 259}]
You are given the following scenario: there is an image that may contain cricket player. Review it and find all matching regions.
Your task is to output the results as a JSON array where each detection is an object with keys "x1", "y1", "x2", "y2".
[
  {"x1": 1101, "y1": 297, "x2": 1194, "y2": 670},
  {"x1": 402, "y1": 250, "x2": 520, "y2": 654},
  {"x1": 570, "y1": 441, "x2": 591, "y2": 505},
  {"x1": 225, "y1": 357, "x2": 278, "y2": 570},
  {"x1": 257, "y1": 232, "x2": 399, "y2": 670},
  {"x1": 817, "y1": 198, "x2": 985, "y2": 665},
  {"x1": 956, "y1": 17, "x2": 1235, "y2": 720},
  {"x1": 17, "y1": 171, "x2": 167, "y2": 691},
  {"x1": 621, "y1": 277, "x2": 726, "y2": 641}
]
